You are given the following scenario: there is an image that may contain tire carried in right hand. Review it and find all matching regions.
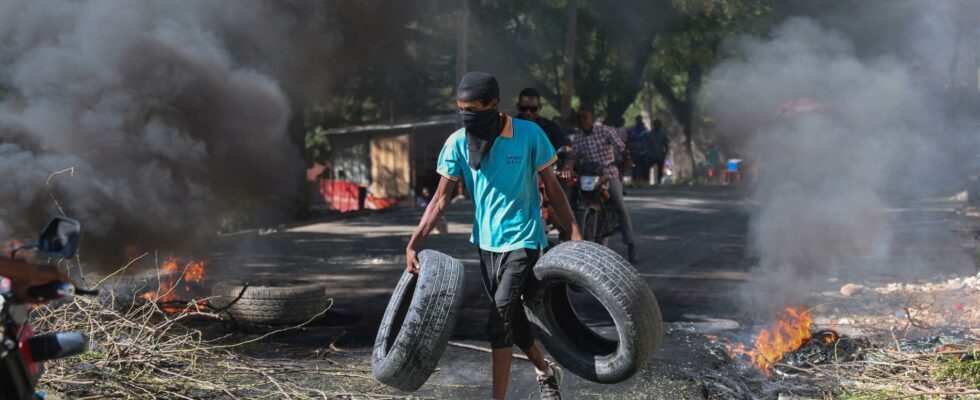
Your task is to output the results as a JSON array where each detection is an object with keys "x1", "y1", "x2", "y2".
[
  {"x1": 372, "y1": 250, "x2": 465, "y2": 392},
  {"x1": 525, "y1": 240, "x2": 663, "y2": 383}
]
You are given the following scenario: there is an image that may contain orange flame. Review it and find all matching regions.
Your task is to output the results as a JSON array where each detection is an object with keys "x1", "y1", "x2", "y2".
[
  {"x1": 140, "y1": 257, "x2": 209, "y2": 312},
  {"x1": 721, "y1": 305, "x2": 815, "y2": 377}
]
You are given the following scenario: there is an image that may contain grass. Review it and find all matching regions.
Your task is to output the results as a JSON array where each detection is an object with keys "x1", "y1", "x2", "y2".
[
  {"x1": 934, "y1": 349, "x2": 980, "y2": 389},
  {"x1": 838, "y1": 390, "x2": 910, "y2": 400}
]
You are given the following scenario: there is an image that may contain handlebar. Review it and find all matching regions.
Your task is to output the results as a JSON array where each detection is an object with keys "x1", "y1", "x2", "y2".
[{"x1": 27, "y1": 281, "x2": 98, "y2": 301}]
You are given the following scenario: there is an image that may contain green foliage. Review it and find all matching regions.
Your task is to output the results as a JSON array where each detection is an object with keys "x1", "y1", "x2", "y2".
[
  {"x1": 837, "y1": 390, "x2": 910, "y2": 400},
  {"x1": 308, "y1": 0, "x2": 459, "y2": 127},
  {"x1": 304, "y1": 126, "x2": 331, "y2": 168},
  {"x1": 934, "y1": 351, "x2": 980, "y2": 389}
]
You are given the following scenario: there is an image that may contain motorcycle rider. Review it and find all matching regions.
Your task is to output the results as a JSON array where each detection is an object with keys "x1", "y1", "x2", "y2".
[
  {"x1": 515, "y1": 87, "x2": 576, "y2": 232},
  {"x1": 406, "y1": 72, "x2": 581, "y2": 400},
  {"x1": 572, "y1": 106, "x2": 637, "y2": 262}
]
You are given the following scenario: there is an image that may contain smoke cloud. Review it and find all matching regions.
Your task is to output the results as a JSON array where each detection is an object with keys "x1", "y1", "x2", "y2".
[
  {"x1": 705, "y1": 4, "x2": 980, "y2": 311},
  {"x1": 0, "y1": 0, "x2": 335, "y2": 252}
]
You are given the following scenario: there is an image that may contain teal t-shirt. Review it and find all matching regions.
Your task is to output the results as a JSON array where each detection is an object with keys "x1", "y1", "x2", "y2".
[{"x1": 437, "y1": 114, "x2": 558, "y2": 252}]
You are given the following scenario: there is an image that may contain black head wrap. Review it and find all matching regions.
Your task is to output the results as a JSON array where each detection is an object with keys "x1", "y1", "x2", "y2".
[{"x1": 457, "y1": 71, "x2": 501, "y2": 170}]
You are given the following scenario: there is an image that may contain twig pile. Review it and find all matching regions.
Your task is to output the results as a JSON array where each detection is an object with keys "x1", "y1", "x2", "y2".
[
  {"x1": 812, "y1": 344, "x2": 980, "y2": 399},
  {"x1": 29, "y1": 265, "x2": 399, "y2": 399},
  {"x1": 703, "y1": 338, "x2": 980, "y2": 399}
]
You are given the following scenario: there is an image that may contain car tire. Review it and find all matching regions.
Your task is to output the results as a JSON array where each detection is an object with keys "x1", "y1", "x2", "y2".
[
  {"x1": 526, "y1": 240, "x2": 663, "y2": 383},
  {"x1": 372, "y1": 250, "x2": 465, "y2": 391},
  {"x1": 210, "y1": 280, "x2": 330, "y2": 326}
]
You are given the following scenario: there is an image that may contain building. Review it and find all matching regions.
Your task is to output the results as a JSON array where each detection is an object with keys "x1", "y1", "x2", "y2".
[{"x1": 318, "y1": 114, "x2": 459, "y2": 211}]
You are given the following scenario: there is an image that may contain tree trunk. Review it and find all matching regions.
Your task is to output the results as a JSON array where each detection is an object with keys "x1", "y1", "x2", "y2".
[
  {"x1": 560, "y1": 0, "x2": 577, "y2": 120},
  {"x1": 651, "y1": 64, "x2": 702, "y2": 179},
  {"x1": 642, "y1": 82, "x2": 654, "y2": 127},
  {"x1": 604, "y1": 96, "x2": 634, "y2": 127},
  {"x1": 683, "y1": 65, "x2": 703, "y2": 177},
  {"x1": 455, "y1": 0, "x2": 469, "y2": 86}
]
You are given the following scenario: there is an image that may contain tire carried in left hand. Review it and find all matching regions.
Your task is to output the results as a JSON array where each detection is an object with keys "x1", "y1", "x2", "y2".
[
  {"x1": 372, "y1": 250, "x2": 465, "y2": 391},
  {"x1": 525, "y1": 240, "x2": 663, "y2": 383}
]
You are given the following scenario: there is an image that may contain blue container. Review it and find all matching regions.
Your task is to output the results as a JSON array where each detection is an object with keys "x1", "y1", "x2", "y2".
[{"x1": 727, "y1": 159, "x2": 741, "y2": 172}]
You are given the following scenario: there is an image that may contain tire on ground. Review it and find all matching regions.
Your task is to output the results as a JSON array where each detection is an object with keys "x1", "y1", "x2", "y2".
[
  {"x1": 210, "y1": 281, "x2": 329, "y2": 326},
  {"x1": 525, "y1": 240, "x2": 663, "y2": 383},
  {"x1": 372, "y1": 250, "x2": 465, "y2": 391}
]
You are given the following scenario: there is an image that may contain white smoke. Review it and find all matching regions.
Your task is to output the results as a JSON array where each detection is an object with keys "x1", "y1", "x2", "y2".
[
  {"x1": 705, "y1": 5, "x2": 980, "y2": 311},
  {"x1": 0, "y1": 0, "x2": 325, "y2": 248}
]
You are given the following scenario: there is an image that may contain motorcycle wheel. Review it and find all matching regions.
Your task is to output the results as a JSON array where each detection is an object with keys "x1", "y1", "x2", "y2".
[{"x1": 581, "y1": 207, "x2": 600, "y2": 244}]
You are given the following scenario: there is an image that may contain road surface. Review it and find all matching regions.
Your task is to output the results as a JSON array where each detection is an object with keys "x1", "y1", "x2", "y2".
[{"x1": 204, "y1": 185, "x2": 976, "y2": 399}]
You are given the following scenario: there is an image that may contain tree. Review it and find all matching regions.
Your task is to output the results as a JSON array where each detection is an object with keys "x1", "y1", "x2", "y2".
[
  {"x1": 468, "y1": 0, "x2": 662, "y2": 124},
  {"x1": 646, "y1": 0, "x2": 773, "y2": 175}
]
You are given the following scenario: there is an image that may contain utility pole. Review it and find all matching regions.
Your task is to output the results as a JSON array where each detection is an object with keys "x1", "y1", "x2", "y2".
[
  {"x1": 454, "y1": 0, "x2": 469, "y2": 130},
  {"x1": 455, "y1": 0, "x2": 469, "y2": 87},
  {"x1": 560, "y1": 0, "x2": 577, "y2": 123}
]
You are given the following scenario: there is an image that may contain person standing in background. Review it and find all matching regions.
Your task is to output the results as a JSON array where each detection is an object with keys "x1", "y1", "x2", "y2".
[
  {"x1": 706, "y1": 138, "x2": 721, "y2": 183},
  {"x1": 628, "y1": 115, "x2": 651, "y2": 186},
  {"x1": 649, "y1": 119, "x2": 671, "y2": 185}
]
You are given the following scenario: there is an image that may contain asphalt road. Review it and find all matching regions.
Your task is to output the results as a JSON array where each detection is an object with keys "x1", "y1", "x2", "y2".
[
  {"x1": 204, "y1": 186, "x2": 752, "y2": 398},
  {"x1": 204, "y1": 185, "x2": 977, "y2": 399}
]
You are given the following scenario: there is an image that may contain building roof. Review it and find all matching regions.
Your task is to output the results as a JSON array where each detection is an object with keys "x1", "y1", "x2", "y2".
[{"x1": 323, "y1": 114, "x2": 458, "y2": 136}]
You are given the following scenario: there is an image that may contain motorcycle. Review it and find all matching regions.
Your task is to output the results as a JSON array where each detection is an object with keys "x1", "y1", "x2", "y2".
[
  {"x1": 1, "y1": 217, "x2": 94, "y2": 400},
  {"x1": 540, "y1": 150, "x2": 578, "y2": 238},
  {"x1": 575, "y1": 162, "x2": 620, "y2": 244}
]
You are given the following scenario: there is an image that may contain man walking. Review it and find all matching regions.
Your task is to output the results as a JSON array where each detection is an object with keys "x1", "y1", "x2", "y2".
[
  {"x1": 573, "y1": 106, "x2": 638, "y2": 262},
  {"x1": 649, "y1": 119, "x2": 671, "y2": 185},
  {"x1": 406, "y1": 72, "x2": 581, "y2": 400}
]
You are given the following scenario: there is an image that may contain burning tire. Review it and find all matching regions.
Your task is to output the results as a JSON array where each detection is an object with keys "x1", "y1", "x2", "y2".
[
  {"x1": 210, "y1": 281, "x2": 329, "y2": 326},
  {"x1": 525, "y1": 240, "x2": 662, "y2": 383},
  {"x1": 372, "y1": 250, "x2": 465, "y2": 392}
]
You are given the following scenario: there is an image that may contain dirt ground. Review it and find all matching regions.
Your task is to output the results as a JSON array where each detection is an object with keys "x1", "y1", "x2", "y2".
[{"x1": 197, "y1": 185, "x2": 980, "y2": 399}]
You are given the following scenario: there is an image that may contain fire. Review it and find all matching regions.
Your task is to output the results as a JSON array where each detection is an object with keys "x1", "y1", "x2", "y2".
[
  {"x1": 722, "y1": 305, "x2": 816, "y2": 377},
  {"x1": 140, "y1": 257, "x2": 209, "y2": 312}
]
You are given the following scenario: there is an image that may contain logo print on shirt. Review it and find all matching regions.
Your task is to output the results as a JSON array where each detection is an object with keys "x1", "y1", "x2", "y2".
[{"x1": 506, "y1": 154, "x2": 523, "y2": 165}]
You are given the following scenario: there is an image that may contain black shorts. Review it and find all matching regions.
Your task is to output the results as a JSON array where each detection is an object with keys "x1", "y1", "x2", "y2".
[{"x1": 479, "y1": 247, "x2": 540, "y2": 351}]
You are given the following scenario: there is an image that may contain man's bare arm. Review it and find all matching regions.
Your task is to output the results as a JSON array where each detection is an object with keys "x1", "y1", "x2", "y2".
[
  {"x1": 406, "y1": 176, "x2": 458, "y2": 273},
  {"x1": 0, "y1": 257, "x2": 68, "y2": 303},
  {"x1": 540, "y1": 167, "x2": 582, "y2": 242}
]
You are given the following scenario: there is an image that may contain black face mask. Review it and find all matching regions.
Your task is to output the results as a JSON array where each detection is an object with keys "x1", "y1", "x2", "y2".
[{"x1": 461, "y1": 108, "x2": 500, "y2": 170}]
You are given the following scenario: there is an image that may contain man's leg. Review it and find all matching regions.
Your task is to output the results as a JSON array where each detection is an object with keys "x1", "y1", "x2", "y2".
[
  {"x1": 607, "y1": 179, "x2": 636, "y2": 260},
  {"x1": 480, "y1": 250, "x2": 512, "y2": 399},
  {"x1": 491, "y1": 348, "x2": 513, "y2": 399},
  {"x1": 482, "y1": 249, "x2": 537, "y2": 399}
]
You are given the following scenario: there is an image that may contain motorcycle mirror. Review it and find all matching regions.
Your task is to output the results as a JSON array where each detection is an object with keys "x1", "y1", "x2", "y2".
[{"x1": 37, "y1": 217, "x2": 81, "y2": 259}]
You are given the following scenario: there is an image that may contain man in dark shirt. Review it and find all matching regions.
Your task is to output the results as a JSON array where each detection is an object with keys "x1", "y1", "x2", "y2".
[
  {"x1": 516, "y1": 87, "x2": 577, "y2": 211},
  {"x1": 515, "y1": 88, "x2": 570, "y2": 152}
]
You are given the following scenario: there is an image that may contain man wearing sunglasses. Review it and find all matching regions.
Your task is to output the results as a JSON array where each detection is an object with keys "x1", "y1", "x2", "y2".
[
  {"x1": 515, "y1": 88, "x2": 570, "y2": 153},
  {"x1": 406, "y1": 72, "x2": 581, "y2": 400},
  {"x1": 516, "y1": 88, "x2": 577, "y2": 209}
]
